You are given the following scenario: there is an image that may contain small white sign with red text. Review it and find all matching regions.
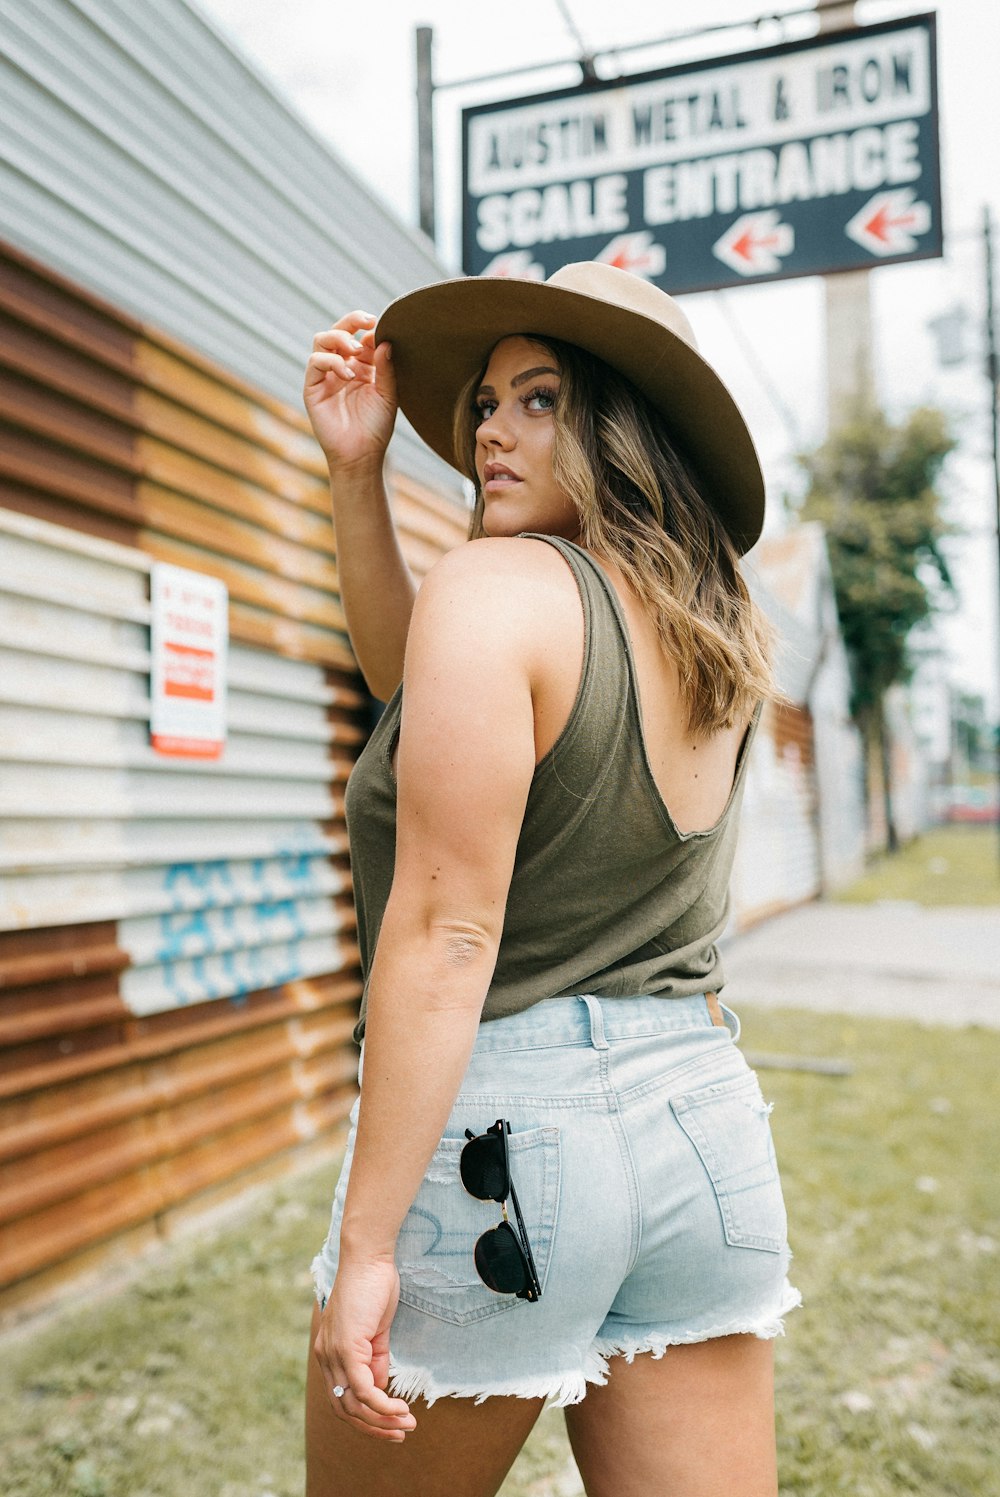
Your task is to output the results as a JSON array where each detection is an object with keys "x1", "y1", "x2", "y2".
[{"x1": 151, "y1": 562, "x2": 228, "y2": 759}]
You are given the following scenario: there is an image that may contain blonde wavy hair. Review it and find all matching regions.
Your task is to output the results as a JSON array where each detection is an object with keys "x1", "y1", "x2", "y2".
[{"x1": 452, "y1": 336, "x2": 777, "y2": 737}]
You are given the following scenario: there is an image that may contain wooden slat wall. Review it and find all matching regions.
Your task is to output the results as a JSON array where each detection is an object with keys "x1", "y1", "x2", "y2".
[{"x1": 0, "y1": 240, "x2": 468, "y2": 1316}]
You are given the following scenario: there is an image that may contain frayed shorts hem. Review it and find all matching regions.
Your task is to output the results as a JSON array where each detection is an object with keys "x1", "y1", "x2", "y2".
[
  {"x1": 386, "y1": 1350, "x2": 607, "y2": 1409},
  {"x1": 592, "y1": 1277, "x2": 803, "y2": 1367},
  {"x1": 381, "y1": 1279, "x2": 802, "y2": 1409}
]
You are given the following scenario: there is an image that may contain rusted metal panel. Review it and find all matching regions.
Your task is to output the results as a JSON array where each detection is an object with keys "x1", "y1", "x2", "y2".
[
  {"x1": 132, "y1": 340, "x2": 325, "y2": 472},
  {"x1": 139, "y1": 476, "x2": 334, "y2": 555},
  {"x1": 2, "y1": 969, "x2": 361, "y2": 1099},
  {"x1": 0, "y1": 246, "x2": 137, "y2": 374},
  {"x1": 392, "y1": 473, "x2": 473, "y2": 556},
  {"x1": 137, "y1": 488, "x2": 337, "y2": 590},
  {"x1": 0, "y1": 438, "x2": 140, "y2": 534},
  {"x1": 0, "y1": 1008, "x2": 359, "y2": 1167}
]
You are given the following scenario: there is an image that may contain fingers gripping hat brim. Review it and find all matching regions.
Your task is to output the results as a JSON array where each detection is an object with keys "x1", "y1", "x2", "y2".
[{"x1": 375, "y1": 265, "x2": 765, "y2": 556}]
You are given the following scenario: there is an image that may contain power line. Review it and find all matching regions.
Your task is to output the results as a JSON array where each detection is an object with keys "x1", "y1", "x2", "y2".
[
  {"x1": 715, "y1": 291, "x2": 805, "y2": 453},
  {"x1": 552, "y1": 0, "x2": 588, "y2": 58},
  {"x1": 435, "y1": 4, "x2": 819, "y2": 92}
]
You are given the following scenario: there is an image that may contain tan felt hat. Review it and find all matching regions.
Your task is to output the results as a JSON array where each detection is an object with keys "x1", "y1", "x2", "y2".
[{"x1": 376, "y1": 261, "x2": 765, "y2": 555}]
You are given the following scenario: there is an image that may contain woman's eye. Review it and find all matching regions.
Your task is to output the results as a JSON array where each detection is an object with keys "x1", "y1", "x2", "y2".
[
  {"x1": 524, "y1": 387, "x2": 557, "y2": 411},
  {"x1": 475, "y1": 398, "x2": 498, "y2": 422}
]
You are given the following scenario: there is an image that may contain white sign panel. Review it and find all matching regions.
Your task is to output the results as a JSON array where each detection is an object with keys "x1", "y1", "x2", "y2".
[{"x1": 150, "y1": 562, "x2": 228, "y2": 759}]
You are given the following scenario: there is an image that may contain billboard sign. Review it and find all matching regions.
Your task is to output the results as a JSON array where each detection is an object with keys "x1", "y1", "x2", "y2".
[
  {"x1": 462, "y1": 13, "x2": 941, "y2": 293},
  {"x1": 150, "y1": 562, "x2": 228, "y2": 759}
]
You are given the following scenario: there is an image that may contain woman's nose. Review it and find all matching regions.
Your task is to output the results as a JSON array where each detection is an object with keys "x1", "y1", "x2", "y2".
[{"x1": 477, "y1": 404, "x2": 515, "y2": 448}]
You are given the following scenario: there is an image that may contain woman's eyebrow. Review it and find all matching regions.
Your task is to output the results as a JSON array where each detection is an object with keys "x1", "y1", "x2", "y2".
[
  {"x1": 512, "y1": 366, "x2": 560, "y2": 387},
  {"x1": 476, "y1": 366, "x2": 560, "y2": 397}
]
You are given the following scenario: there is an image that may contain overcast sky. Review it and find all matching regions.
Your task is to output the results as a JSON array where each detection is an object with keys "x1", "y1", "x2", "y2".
[{"x1": 193, "y1": 0, "x2": 1000, "y2": 715}]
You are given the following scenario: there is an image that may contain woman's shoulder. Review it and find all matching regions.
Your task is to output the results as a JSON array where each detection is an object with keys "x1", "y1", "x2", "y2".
[
  {"x1": 426, "y1": 534, "x2": 578, "y2": 580},
  {"x1": 419, "y1": 536, "x2": 580, "y2": 614},
  {"x1": 408, "y1": 537, "x2": 583, "y2": 673}
]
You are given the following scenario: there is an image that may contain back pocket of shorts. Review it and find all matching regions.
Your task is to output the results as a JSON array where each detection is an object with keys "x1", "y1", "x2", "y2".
[
  {"x1": 670, "y1": 1072, "x2": 787, "y2": 1253},
  {"x1": 396, "y1": 1124, "x2": 560, "y2": 1325}
]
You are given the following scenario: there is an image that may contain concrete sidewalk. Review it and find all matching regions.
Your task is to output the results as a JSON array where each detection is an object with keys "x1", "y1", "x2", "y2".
[{"x1": 721, "y1": 902, "x2": 1000, "y2": 1028}]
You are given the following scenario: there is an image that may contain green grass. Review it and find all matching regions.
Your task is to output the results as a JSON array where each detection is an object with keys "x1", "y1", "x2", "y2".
[
  {"x1": 2, "y1": 1008, "x2": 998, "y2": 1496},
  {"x1": 835, "y1": 823, "x2": 1000, "y2": 907}
]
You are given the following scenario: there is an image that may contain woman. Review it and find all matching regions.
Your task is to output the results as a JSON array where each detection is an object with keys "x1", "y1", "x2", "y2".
[{"x1": 302, "y1": 263, "x2": 800, "y2": 1497}]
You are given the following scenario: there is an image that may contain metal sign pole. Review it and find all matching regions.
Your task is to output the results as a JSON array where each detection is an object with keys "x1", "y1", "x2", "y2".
[{"x1": 416, "y1": 27, "x2": 436, "y2": 244}]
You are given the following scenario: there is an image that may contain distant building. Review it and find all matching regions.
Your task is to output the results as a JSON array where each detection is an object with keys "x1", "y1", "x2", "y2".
[{"x1": 732, "y1": 522, "x2": 867, "y2": 928}]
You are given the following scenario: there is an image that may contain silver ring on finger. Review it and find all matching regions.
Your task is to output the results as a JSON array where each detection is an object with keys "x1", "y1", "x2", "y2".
[{"x1": 331, "y1": 1384, "x2": 346, "y2": 1399}]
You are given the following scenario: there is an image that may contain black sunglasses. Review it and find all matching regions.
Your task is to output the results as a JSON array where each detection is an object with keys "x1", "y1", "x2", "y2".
[{"x1": 460, "y1": 1119, "x2": 542, "y2": 1303}]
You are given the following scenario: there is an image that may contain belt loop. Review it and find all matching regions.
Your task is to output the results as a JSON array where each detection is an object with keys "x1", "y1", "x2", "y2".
[
  {"x1": 579, "y1": 994, "x2": 609, "y2": 1050},
  {"x1": 705, "y1": 991, "x2": 727, "y2": 1029}
]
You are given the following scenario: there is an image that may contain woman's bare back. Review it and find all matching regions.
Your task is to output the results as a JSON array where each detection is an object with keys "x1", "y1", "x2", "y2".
[{"x1": 532, "y1": 545, "x2": 754, "y2": 836}]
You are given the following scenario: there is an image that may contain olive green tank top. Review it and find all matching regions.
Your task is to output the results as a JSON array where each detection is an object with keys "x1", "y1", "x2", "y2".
[{"x1": 345, "y1": 534, "x2": 762, "y2": 1042}]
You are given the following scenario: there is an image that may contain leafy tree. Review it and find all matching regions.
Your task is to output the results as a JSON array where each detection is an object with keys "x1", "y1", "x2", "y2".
[{"x1": 798, "y1": 404, "x2": 957, "y2": 851}]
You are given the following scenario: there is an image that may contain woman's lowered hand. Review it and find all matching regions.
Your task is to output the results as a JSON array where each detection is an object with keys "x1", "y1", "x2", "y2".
[
  {"x1": 304, "y1": 311, "x2": 398, "y2": 470},
  {"x1": 312, "y1": 1251, "x2": 416, "y2": 1441}
]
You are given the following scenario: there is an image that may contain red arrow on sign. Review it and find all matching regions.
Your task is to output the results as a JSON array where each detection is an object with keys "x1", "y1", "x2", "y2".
[
  {"x1": 595, "y1": 231, "x2": 666, "y2": 279},
  {"x1": 845, "y1": 189, "x2": 932, "y2": 257},
  {"x1": 479, "y1": 251, "x2": 544, "y2": 280},
  {"x1": 713, "y1": 211, "x2": 795, "y2": 276}
]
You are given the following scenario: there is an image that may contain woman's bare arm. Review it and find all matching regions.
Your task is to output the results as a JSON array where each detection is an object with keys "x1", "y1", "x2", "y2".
[
  {"x1": 304, "y1": 312, "x2": 416, "y2": 700},
  {"x1": 311, "y1": 539, "x2": 555, "y2": 1437},
  {"x1": 327, "y1": 452, "x2": 415, "y2": 700}
]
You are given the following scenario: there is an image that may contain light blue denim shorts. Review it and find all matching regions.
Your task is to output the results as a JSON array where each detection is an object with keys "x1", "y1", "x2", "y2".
[{"x1": 310, "y1": 993, "x2": 800, "y2": 1407}]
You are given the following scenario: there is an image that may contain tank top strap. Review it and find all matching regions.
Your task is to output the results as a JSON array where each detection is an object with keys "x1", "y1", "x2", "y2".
[
  {"x1": 519, "y1": 532, "x2": 631, "y2": 688},
  {"x1": 518, "y1": 532, "x2": 632, "y2": 775}
]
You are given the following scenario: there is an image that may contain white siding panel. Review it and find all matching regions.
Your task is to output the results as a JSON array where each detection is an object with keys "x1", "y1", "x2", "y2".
[
  {"x1": 1, "y1": 708, "x2": 339, "y2": 766},
  {"x1": 2, "y1": 855, "x2": 352, "y2": 931},
  {"x1": 0, "y1": 765, "x2": 337, "y2": 818},
  {"x1": 0, "y1": 597, "x2": 152, "y2": 673},
  {"x1": 120, "y1": 932, "x2": 346, "y2": 1015},
  {"x1": 0, "y1": 817, "x2": 344, "y2": 874},
  {"x1": 0, "y1": 513, "x2": 354, "y2": 1023}
]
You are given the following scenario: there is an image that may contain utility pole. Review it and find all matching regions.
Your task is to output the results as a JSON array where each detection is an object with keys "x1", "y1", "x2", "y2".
[
  {"x1": 983, "y1": 207, "x2": 1000, "y2": 864},
  {"x1": 814, "y1": 0, "x2": 894, "y2": 848},
  {"x1": 816, "y1": 0, "x2": 875, "y2": 428},
  {"x1": 415, "y1": 27, "x2": 435, "y2": 244}
]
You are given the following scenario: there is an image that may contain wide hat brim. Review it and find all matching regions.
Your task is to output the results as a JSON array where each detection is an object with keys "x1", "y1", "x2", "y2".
[{"x1": 376, "y1": 264, "x2": 765, "y2": 555}]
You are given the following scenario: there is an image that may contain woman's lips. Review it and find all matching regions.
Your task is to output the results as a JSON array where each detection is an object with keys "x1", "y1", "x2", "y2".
[{"x1": 483, "y1": 463, "x2": 521, "y2": 492}]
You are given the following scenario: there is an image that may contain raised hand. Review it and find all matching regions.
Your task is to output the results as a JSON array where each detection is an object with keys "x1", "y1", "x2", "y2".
[{"x1": 304, "y1": 311, "x2": 398, "y2": 469}]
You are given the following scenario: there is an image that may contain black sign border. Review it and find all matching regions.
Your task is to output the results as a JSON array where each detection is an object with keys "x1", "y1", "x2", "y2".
[{"x1": 460, "y1": 10, "x2": 941, "y2": 293}]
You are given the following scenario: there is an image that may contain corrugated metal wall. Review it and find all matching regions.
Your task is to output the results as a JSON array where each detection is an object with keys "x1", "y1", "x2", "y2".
[
  {"x1": 0, "y1": 241, "x2": 468, "y2": 1312},
  {"x1": 0, "y1": 0, "x2": 458, "y2": 496}
]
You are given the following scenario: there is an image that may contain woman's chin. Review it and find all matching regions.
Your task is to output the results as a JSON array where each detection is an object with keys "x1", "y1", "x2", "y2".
[{"x1": 481, "y1": 504, "x2": 528, "y2": 538}]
